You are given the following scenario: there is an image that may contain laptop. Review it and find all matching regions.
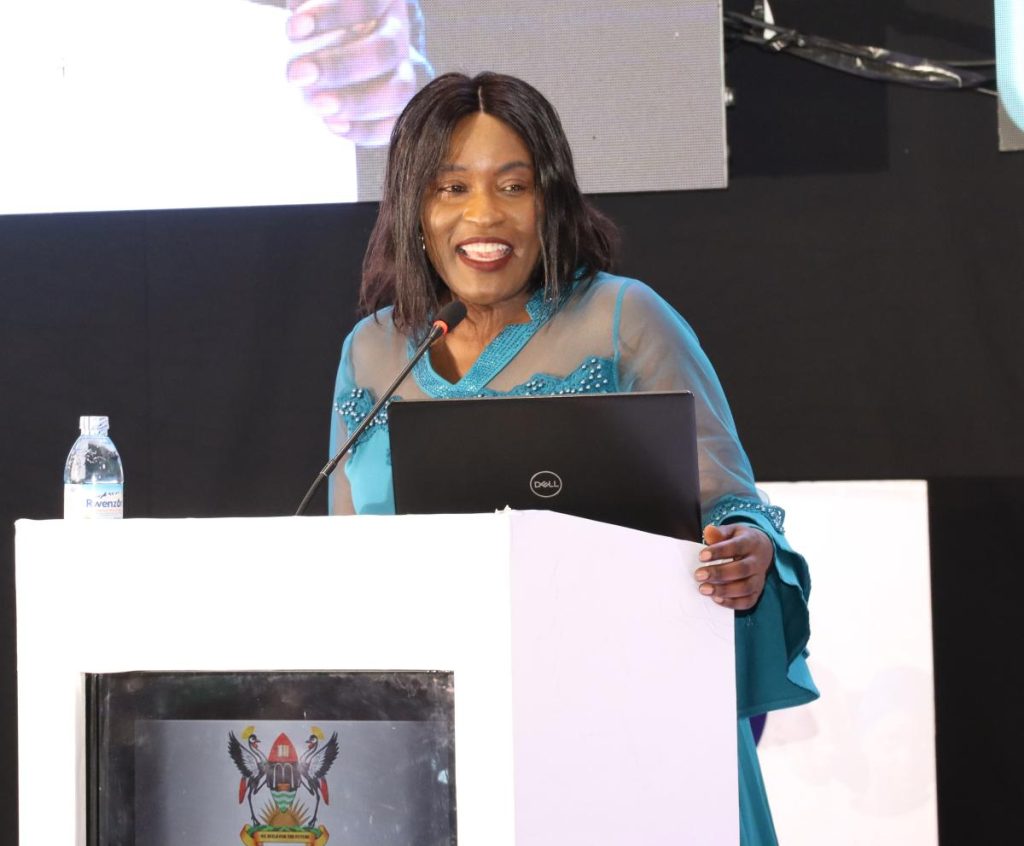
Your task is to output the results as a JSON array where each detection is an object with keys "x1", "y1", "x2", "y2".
[{"x1": 388, "y1": 391, "x2": 701, "y2": 541}]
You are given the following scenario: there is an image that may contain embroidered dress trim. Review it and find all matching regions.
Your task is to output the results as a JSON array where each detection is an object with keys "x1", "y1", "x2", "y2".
[
  {"x1": 410, "y1": 288, "x2": 560, "y2": 397},
  {"x1": 706, "y1": 495, "x2": 786, "y2": 534},
  {"x1": 336, "y1": 357, "x2": 619, "y2": 451}
]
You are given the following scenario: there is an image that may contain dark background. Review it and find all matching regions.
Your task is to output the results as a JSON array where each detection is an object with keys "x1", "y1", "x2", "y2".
[{"x1": 1, "y1": 1, "x2": 1021, "y2": 842}]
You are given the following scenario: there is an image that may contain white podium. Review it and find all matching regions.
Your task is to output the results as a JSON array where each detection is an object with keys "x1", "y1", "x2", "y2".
[{"x1": 16, "y1": 511, "x2": 738, "y2": 845}]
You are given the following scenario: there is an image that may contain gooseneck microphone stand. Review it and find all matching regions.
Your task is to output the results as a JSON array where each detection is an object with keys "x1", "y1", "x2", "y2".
[{"x1": 294, "y1": 300, "x2": 468, "y2": 516}]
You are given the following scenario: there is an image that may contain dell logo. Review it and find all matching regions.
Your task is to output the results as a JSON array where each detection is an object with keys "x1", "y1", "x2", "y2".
[{"x1": 529, "y1": 470, "x2": 563, "y2": 499}]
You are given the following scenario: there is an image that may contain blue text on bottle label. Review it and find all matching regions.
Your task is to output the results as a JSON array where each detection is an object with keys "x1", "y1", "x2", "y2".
[{"x1": 64, "y1": 483, "x2": 124, "y2": 519}]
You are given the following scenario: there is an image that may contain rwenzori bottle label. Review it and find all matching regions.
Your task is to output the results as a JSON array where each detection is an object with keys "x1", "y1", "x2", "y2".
[{"x1": 63, "y1": 482, "x2": 124, "y2": 519}]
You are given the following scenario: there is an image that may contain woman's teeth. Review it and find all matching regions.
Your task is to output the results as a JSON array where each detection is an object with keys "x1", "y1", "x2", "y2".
[{"x1": 458, "y1": 242, "x2": 512, "y2": 261}]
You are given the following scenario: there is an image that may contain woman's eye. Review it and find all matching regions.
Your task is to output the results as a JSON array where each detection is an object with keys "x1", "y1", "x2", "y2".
[{"x1": 436, "y1": 183, "x2": 466, "y2": 195}]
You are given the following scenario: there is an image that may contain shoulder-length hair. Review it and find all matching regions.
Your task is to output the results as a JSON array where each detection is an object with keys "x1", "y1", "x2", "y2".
[{"x1": 360, "y1": 71, "x2": 618, "y2": 332}]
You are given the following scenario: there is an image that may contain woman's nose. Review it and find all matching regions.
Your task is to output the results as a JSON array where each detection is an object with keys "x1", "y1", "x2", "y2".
[{"x1": 462, "y1": 190, "x2": 503, "y2": 225}]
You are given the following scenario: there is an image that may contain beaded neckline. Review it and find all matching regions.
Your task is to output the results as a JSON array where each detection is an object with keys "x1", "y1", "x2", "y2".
[
  {"x1": 410, "y1": 288, "x2": 559, "y2": 398},
  {"x1": 335, "y1": 356, "x2": 618, "y2": 453}
]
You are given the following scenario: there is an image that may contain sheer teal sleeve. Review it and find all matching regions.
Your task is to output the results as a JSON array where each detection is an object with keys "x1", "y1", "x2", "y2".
[
  {"x1": 328, "y1": 329, "x2": 357, "y2": 516},
  {"x1": 709, "y1": 497, "x2": 818, "y2": 717},
  {"x1": 615, "y1": 278, "x2": 818, "y2": 716},
  {"x1": 613, "y1": 279, "x2": 758, "y2": 509},
  {"x1": 329, "y1": 319, "x2": 399, "y2": 516}
]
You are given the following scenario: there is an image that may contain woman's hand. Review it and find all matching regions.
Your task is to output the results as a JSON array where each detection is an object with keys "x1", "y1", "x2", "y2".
[{"x1": 694, "y1": 523, "x2": 774, "y2": 611}]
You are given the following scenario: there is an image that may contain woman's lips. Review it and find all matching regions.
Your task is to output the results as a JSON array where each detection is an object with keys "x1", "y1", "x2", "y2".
[{"x1": 455, "y1": 240, "x2": 514, "y2": 272}]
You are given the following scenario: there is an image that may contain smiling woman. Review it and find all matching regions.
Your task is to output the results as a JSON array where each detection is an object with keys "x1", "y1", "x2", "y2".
[
  {"x1": 424, "y1": 117, "x2": 537, "y2": 296},
  {"x1": 360, "y1": 73, "x2": 616, "y2": 326},
  {"x1": 419, "y1": 113, "x2": 543, "y2": 380},
  {"x1": 328, "y1": 71, "x2": 817, "y2": 846}
]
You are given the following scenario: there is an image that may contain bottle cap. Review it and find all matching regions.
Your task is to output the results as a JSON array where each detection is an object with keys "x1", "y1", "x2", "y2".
[{"x1": 79, "y1": 416, "x2": 110, "y2": 436}]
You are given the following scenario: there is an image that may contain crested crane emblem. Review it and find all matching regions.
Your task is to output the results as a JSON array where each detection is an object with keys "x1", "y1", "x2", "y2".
[{"x1": 228, "y1": 725, "x2": 339, "y2": 846}]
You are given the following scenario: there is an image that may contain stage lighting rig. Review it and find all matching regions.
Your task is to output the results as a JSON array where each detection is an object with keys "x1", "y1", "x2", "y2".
[{"x1": 724, "y1": 1, "x2": 995, "y2": 92}]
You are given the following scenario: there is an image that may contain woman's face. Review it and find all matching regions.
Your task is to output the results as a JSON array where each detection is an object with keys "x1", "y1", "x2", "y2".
[{"x1": 421, "y1": 112, "x2": 541, "y2": 313}]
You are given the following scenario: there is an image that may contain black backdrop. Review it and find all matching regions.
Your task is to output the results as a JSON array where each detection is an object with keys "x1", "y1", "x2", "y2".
[{"x1": 2, "y1": 1, "x2": 1022, "y2": 841}]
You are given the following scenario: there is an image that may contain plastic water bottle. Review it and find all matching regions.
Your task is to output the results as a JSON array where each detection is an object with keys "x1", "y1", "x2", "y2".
[{"x1": 63, "y1": 416, "x2": 125, "y2": 519}]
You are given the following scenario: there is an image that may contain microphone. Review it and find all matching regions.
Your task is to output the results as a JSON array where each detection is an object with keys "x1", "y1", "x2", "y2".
[{"x1": 295, "y1": 299, "x2": 468, "y2": 516}]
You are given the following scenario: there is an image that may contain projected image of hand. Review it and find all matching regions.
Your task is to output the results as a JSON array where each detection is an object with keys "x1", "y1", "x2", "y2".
[{"x1": 284, "y1": 0, "x2": 431, "y2": 146}]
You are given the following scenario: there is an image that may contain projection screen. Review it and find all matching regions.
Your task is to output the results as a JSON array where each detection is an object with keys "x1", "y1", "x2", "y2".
[
  {"x1": 0, "y1": 1, "x2": 727, "y2": 214},
  {"x1": 996, "y1": 0, "x2": 1024, "y2": 151}
]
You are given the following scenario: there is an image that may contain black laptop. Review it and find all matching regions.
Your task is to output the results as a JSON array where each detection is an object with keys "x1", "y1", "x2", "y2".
[{"x1": 388, "y1": 391, "x2": 701, "y2": 541}]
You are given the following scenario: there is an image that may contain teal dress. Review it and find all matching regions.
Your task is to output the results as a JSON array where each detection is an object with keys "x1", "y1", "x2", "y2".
[{"x1": 330, "y1": 272, "x2": 818, "y2": 845}]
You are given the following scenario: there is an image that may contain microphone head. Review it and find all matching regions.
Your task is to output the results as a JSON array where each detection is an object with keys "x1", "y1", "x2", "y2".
[{"x1": 432, "y1": 300, "x2": 468, "y2": 336}]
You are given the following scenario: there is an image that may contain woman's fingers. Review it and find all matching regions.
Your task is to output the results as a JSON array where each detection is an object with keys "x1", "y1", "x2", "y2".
[
  {"x1": 695, "y1": 558, "x2": 760, "y2": 585},
  {"x1": 695, "y1": 523, "x2": 773, "y2": 609},
  {"x1": 711, "y1": 580, "x2": 763, "y2": 610},
  {"x1": 702, "y1": 523, "x2": 771, "y2": 564},
  {"x1": 697, "y1": 569, "x2": 764, "y2": 608}
]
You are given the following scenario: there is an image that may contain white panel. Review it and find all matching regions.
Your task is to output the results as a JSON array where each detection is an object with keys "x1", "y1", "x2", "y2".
[
  {"x1": 509, "y1": 511, "x2": 737, "y2": 846},
  {"x1": 756, "y1": 481, "x2": 937, "y2": 846},
  {"x1": 16, "y1": 513, "x2": 516, "y2": 846},
  {"x1": 17, "y1": 510, "x2": 741, "y2": 845}
]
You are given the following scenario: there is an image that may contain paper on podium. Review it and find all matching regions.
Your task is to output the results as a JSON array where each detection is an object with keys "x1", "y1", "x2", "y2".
[{"x1": 16, "y1": 510, "x2": 737, "y2": 845}]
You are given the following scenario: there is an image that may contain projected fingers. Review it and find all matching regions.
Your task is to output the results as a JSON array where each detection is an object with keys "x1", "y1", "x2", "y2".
[
  {"x1": 287, "y1": 12, "x2": 406, "y2": 87},
  {"x1": 333, "y1": 117, "x2": 400, "y2": 146},
  {"x1": 286, "y1": 0, "x2": 392, "y2": 25},
  {"x1": 285, "y1": 0, "x2": 415, "y2": 145},
  {"x1": 286, "y1": 0, "x2": 409, "y2": 89},
  {"x1": 311, "y1": 59, "x2": 417, "y2": 122}
]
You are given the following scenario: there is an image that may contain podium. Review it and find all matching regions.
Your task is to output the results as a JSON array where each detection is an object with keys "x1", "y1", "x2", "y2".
[{"x1": 16, "y1": 511, "x2": 738, "y2": 845}]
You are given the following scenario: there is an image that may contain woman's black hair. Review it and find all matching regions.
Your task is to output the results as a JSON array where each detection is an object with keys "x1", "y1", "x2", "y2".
[{"x1": 360, "y1": 71, "x2": 618, "y2": 332}]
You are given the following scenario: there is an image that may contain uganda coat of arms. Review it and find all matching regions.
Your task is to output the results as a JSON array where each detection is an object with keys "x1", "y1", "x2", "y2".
[{"x1": 227, "y1": 725, "x2": 339, "y2": 846}]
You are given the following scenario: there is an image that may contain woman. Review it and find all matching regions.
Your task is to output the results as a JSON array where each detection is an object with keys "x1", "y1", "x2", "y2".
[{"x1": 330, "y1": 71, "x2": 817, "y2": 845}]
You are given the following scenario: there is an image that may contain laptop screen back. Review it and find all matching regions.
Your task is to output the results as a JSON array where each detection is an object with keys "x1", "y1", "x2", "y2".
[{"x1": 388, "y1": 391, "x2": 701, "y2": 541}]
